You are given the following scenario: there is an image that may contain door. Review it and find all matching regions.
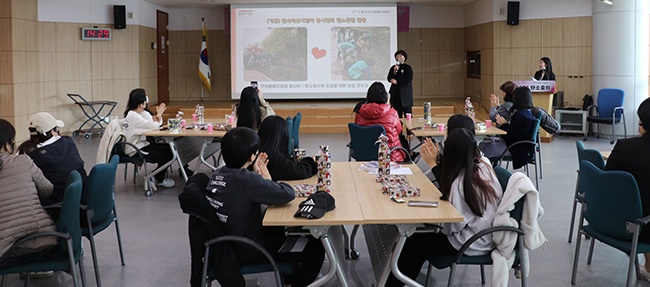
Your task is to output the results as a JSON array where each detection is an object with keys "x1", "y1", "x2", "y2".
[{"x1": 156, "y1": 10, "x2": 169, "y2": 104}]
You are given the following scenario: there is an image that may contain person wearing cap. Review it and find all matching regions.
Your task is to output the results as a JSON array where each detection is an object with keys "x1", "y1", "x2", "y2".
[
  {"x1": 200, "y1": 127, "x2": 324, "y2": 286},
  {"x1": 27, "y1": 112, "x2": 87, "y2": 205},
  {"x1": 123, "y1": 88, "x2": 175, "y2": 187}
]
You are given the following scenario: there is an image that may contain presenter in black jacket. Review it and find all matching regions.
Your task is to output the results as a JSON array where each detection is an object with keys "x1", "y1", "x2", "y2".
[
  {"x1": 387, "y1": 50, "x2": 413, "y2": 117},
  {"x1": 605, "y1": 97, "x2": 650, "y2": 278},
  {"x1": 533, "y1": 57, "x2": 556, "y2": 81}
]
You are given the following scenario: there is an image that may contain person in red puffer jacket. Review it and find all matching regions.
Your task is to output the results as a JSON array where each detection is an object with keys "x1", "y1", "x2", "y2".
[{"x1": 354, "y1": 82, "x2": 406, "y2": 162}]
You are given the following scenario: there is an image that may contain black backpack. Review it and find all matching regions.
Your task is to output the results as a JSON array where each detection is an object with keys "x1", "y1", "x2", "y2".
[{"x1": 582, "y1": 94, "x2": 593, "y2": 111}]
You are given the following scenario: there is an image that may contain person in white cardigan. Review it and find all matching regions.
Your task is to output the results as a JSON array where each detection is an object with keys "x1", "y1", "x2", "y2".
[
  {"x1": 122, "y1": 88, "x2": 175, "y2": 187},
  {"x1": 386, "y1": 128, "x2": 503, "y2": 287}
]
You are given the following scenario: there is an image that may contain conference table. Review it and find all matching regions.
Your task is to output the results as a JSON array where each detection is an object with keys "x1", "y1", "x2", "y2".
[
  {"x1": 601, "y1": 150, "x2": 611, "y2": 160},
  {"x1": 263, "y1": 162, "x2": 463, "y2": 287},
  {"x1": 142, "y1": 125, "x2": 227, "y2": 196}
]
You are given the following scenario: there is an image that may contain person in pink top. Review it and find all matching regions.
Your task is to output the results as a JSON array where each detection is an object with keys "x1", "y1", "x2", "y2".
[{"x1": 354, "y1": 82, "x2": 407, "y2": 162}]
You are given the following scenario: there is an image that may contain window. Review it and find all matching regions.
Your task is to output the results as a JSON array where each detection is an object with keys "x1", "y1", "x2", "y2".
[{"x1": 466, "y1": 51, "x2": 481, "y2": 79}]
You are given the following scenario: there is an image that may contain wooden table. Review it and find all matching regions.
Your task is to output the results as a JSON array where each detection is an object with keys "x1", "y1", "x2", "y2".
[
  {"x1": 264, "y1": 163, "x2": 364, "y2": 287},
  {"x1": 349, "y1": 162, "x2": 463, "y2": 286},
  {"x1": 263, "y1": 162, "x2": 463, "y2": 287},
  {"x1": 402, "y1": 117, "x2": 507, "y2": 151},
  {"x1": 142, "y1": 128, "x2": 227, "y2": 195}
]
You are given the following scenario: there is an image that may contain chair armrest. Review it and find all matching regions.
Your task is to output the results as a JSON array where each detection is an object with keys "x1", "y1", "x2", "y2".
[
  {"x1": 497, "y1": 140, "x2": 537, "y2": 159},
  {"x1": 12, "y1": 231, "x2": 71, "y2": 246},
  {"x1": 205, "y1": 235, "x2": 279, "y2": 272},
  {"x1": 575, "y1": 193, "x2": 585, "y2": 203},
  {"x1": 613, "y1": 106, "x2": 625, "y2": 118},
  {"x1": 42, "y1": 203, "x2": 63, "y2": 210},
  {"x1": 637, "y1": 215, "x2": 650, "y2": 225},
  {"x1": 587, "y1": 105, "x2": 598, "y2": 116},
  {"x1": 112, "y1": 141, "x2": 147, "y2": 160},
  {"x1": 453, "y1": 226, "x2": 524, "y2": 263}
]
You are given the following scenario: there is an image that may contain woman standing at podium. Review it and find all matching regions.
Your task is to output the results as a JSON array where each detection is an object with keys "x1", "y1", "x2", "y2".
[{"x1": 533, "y1": 57, "x2": 556, "y2": 81}]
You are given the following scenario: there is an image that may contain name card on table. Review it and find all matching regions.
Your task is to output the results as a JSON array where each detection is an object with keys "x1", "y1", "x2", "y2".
[{"x1": 513, "y1": 80, "x2": 556, "y2": 93}]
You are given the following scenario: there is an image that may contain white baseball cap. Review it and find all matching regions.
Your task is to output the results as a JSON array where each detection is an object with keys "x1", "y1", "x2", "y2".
[{"x1": 29, "y1": 112, "x2": 65, "y2": 135}]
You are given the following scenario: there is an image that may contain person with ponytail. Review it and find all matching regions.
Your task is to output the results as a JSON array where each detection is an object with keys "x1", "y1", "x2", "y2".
[{"x1": 386, "y1": 128, "x2": 503, "y2": 286}]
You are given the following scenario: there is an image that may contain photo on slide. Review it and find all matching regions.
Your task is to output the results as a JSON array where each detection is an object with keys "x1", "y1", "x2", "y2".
[
  {"x1": 243, "y1": 27, "x2": 308, "y2": 81},
  {"x1": 330, "y1": 27, "x2": 390, "y2": 81}
]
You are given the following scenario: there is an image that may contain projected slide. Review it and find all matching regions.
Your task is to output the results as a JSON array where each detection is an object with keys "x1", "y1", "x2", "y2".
[{"x1": 231, "y1": 4, "x2": 397, "y2": 99}]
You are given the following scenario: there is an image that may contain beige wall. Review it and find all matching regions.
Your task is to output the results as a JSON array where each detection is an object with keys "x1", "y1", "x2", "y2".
[{"x1": 0, "y1": 0, "x2": 157, "y2": 141}]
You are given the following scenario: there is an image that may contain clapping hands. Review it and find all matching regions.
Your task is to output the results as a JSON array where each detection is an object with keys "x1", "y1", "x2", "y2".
[
  {"x1": 253, "y1": 152, "x2": 272, "y2": 180},
  {"x1": 420, "y1": 137, "x2": 440, "y2": 169}
]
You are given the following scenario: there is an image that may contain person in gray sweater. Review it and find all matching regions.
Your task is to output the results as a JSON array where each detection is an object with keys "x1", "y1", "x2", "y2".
[
  {"x1": 0, "y1": 119, "x2": 57, "y2": 266},
  {"x1": 489, "y1": 81, "x2": 517, "y2": 127}
]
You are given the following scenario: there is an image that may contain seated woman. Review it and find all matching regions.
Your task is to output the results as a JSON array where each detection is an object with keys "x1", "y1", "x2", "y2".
[
  {"x1": 234, "y1": 87, "x2": 275, "y2": 131},
  {"x1": 122, "y1": 88, "x2": 175, "y2": 187},
  {"x1": 605, "y1": 97, "x2": 650, "y2": 279},
  {"x1": 0, "y1": 119, "x2": 57, "y2": 266},
  {"x1": 354, "y1": 82, "x2": 407, "y2": 162},
  {"x1": 420, "y1": 114, "x2": 475, "y2": 182},
  {"x1": 495, "y1": 86, "x2": 538, "y2": 169},
  {"x1": 386, "y1": 128, "x2": 503, "y2": 286},
  {"x1": 489, "y1": 81, "x2": 517, "y2": 127},
  {"x1": 258, "y1": 116, "x2": 317, "y2": 181},
  {"x1": 26, "y1": 112, "x2": 87, "y2": 205}
]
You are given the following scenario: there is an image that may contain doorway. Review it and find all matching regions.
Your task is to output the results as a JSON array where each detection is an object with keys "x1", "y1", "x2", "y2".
[{"x1": 156, "y1": 10, "x2": 169, "y2": 104}]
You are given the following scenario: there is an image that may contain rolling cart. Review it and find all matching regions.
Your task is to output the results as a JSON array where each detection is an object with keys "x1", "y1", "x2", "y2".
[{"x1": 67, "y1": 93, "x2": 118, "y2": 139}]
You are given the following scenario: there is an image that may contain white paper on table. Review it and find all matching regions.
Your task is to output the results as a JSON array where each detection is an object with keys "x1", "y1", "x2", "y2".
[{"x1": 363, "y1": 166, "x2": 413, "y2": 175}]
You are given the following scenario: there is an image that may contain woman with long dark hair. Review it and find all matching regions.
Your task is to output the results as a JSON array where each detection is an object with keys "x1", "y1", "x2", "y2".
[
  {"x1": 258, "y1": 116, "x2": 316, "y2": 180},
  {"x1": 123, "y1": 88, "x2": 175, "y2": 187},
  {"x1": 533, "y1": 57, "x2": 556, "y2": 81},
  {"x1": 0, "y1": 119, "x2": 58, "y2": 265},
  {"x1": 235, "y1": 87, "x2": 275, "y2": 131},
  {"x1": 386, "y1": 128, "x2": 503, "y2": 287}
]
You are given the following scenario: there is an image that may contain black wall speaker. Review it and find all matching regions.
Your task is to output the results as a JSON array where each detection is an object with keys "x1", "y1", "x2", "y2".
[
  {"x1": 114, "y1": 5, "x2": 126, "y2": 30},
  {"x1": 507, "y1": 1, "x2": 520, "y2": 26}
]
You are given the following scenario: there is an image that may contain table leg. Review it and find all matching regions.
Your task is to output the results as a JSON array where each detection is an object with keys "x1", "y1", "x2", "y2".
[
  {"x1": 377, "y1": 224, "x2": 422, "y2": 287},
  {"x1": 197, "y1": 139, "x2": 218, "y2": 172},
  {"x1": 144, "y1": 140, "x2": 183, "y2": 192},
  {"x1": 307, "y1": 226, "x2": 349, "y2": 287}
]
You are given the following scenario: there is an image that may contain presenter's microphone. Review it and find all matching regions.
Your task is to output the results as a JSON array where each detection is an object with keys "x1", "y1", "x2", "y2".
[{"x1": 394, "y1": 62, "x2": 400, "y2": 74}]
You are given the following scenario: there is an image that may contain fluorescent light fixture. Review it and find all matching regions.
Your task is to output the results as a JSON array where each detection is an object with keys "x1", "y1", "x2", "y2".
[{"x1": 601, "y1": 0, "x2": 613, "y2": 6}]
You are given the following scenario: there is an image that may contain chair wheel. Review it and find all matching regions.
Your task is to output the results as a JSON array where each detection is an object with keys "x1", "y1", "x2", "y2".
[
  {"x1": 73, "y1": 131, "x2": 80, "y2": 137},
  {"x1": 145, "y1": 190, "x2": 153, "y2": 197},
  {"x1": 83, "y1": 133, "x2": 91, "y2": 139},
  {"x1": 583, "y1": 137, "x2": 587, "y2": 141},
  {"x1": 350, "y1": 249, "x2": 360, "y2": 259},
  {"x1": 610, "y1": 140, "x2": 615, "y2": 144}
]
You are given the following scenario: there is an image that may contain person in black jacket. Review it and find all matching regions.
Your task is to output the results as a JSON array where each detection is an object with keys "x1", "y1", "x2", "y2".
[
  {"x1": 258, "y1": 116, "x2": 317, "y2": 180},
  {"x1": 191, "y1": 127, "x2": 324, "y2": 287},
  {"x1": 387, "y1": 50, "x2": 413, "y2": 117},
  {"x1": 605, "y1": 97, "x2": 650, "y2": 278},
  {"x1": 533, "y1": 57, "x2": 556, "y2": 81},
  {"x1": 496, "y1": 87, "x2": 538, "y2": 169},
  {"x1": 26, "y1": 112, "x2": 87, "y2": 205}
]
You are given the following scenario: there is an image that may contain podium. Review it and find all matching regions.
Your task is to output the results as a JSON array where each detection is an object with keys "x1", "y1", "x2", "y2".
[{"x1": 513, "y1": 80, "x2": 556, "y2": 142}]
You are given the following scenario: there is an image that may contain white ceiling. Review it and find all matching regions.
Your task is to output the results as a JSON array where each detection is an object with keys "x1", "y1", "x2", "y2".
[{"x1": 145, "y1": 0, "x2": 478, "y2": 8}]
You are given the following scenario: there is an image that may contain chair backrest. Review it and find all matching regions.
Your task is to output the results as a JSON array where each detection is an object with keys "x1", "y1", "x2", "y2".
[
  {"x1": 66, "y1": 168, "x2": 83, "y2": 187},
  {"x1": 82, "y1": 155, "x2": 119, "y2": 223},
  {"x1": 494, "y1": 166, "x2": 524, "y2": 221},
  {"x1": 577, "y1": 147, "x2": 605, "y2": 170},
  {"x1": 348, "y1": 123, "x2": 386, "y2": 161},
  {"x1": 580, "y1": 160, "x2": 642, "y2": 240},
  {"x1": 597, "y1": 88, "x2": 625, "y2": 120},
  {"x1": 291, "y1": 112, "x2": 301, "y2": 150},
  {"x1": 57, "y1": 173, "x2": 83, "y2": 256},
  {"x1": 286, "y1": 116, "x2": 294, "y2": 155}
]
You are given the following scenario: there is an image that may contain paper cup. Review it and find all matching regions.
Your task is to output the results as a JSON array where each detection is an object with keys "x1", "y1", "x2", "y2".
[
  {"x1": 485, "y1": 120, "x2": 492, "y2": 128},
  {"x1": 438, "y1": 123, "x2": 445, "y2": 133},
  {"x1": 192, "y1": 114, "x2": 197, "y2": 122},
  {"x1": 207, "y1": 124, "x2": 214, "y2": 132},
  {"x1": 180, "y1": 119, "x2": 186, "y2": 128},
  {"x1": 405, "y1": 113, "x2": 412, "y2": 120}
]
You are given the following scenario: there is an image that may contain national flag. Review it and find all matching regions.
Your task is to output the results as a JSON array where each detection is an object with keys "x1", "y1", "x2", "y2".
[{"x1": 198, "y1": 18, "x2": 211, "y2": 91}]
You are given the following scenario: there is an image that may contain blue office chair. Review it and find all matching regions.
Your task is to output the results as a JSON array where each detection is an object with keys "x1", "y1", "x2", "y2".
[
  {"x1": 286, "y1": 116, "x2": 294, "y2": 156},
  {"x1": 571, "y1": 160, "x2": 650, "y2": 287},
  {"x1": 80, "y1": 155, "x2": 125, "y2": 287},
  {"x1": 586, "y1": 88, "x2": 627, "y2": 144},
  {"x1": 347, "y1": 123, "x2": 386, "y2": 161},
  {"x1": 567, "y1": 141, "x2": 605, "y2": 243},
  {"x1": 291, "y1": 112, "x2": 302, "y2": 151},
  {"x1": 0, "y1": 172, "x2": 86, "y2": 287},
  {"x1": 425, "y1": 166, "x2": 526, "y2": 287}
]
